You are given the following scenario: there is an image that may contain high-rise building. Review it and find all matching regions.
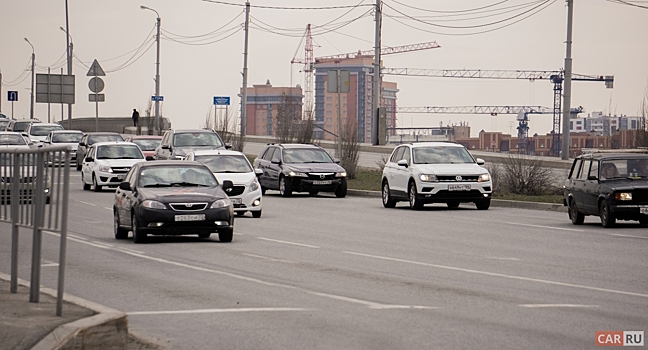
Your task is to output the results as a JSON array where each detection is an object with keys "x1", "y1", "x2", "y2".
[{"x1": 242, "y1": 80, "x2": 303, "y2": 136}]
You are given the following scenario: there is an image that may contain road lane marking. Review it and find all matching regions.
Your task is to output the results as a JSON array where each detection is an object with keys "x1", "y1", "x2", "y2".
[
  {"x1": 343, "y1": 251, "x2": 648, "y2": 299},
  {"x1": 41, "y1": 260, "x2": 59, "y2": 267},
  {"x1": 104, "y1": 207, "x2": 112, "y2": 211},
  {"x1": 519, "y1": 304, "x2": 599, "y2": 308},
  {"x1": 486, "y1": 257, "x2": 521, "y2": 261},
  {"x1": 611, "y1": 234, "x2": 648, "y2": 239},
  {"x1": 69, "y1": 234, "x2": 87, "y2": 241},
  {"x1": 127, "y1": 307, "x2": 313, "y2": 316},
  {"x1": 242, "y1": 253, "x2": 297, "y2": 264},
  {"x1": 120, "y1": 247, "x2": 145, "y2": 254},
  {"x1": 508, "y1": 222, "x2": 584, "y2": 232},
  {"x1": 257, "y1": 237, "x2": 320, "y2": 248},
  {"x1": 75, "y1": 200, "x2": 96, "y2": 206},
  {"x1": 307, "y1": 291, "x2": 438, "y2": 310}
]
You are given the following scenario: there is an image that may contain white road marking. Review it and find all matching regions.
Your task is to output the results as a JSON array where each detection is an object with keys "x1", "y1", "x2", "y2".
[
  {"x1": 486, "y1": 257, "x2": 521, "y2": 261},
  {"x1": 41, "y1": 260, "x2": 59, "y2": 267},
  {"x1": 519, "y1": 304, "x2": 599, "y2": 308},
  {"x1": 75, "y1": 200, "x2": 96, "y2": 206},
  {"x1": 119, "y1": 247, "x2": 145, "y2": 254},
  {"x1": 508, "y1": 222, "x2": 584, "y2": 232},
  {"x1": 257, "y1": 237, "x2": 320, "y2": 248},
  {"x1": 241, "y1": 253, "x2": 297, "y2": 264},
  {"x1": 104, "y1": 207, "x2": 112, "y2": 211},
  {"x1": 127, "y1": 307, "x2": 313, "y2": 316},
  {"x1": 307, "y1": 291, "x2": 438, "y2": 310},
  {"x1": 68, "y1": 234, "x2": 87, "y2": 241},
  {"x1": 90, "y1": 241, "x2": 114, "y2": 248},
  {"x1": 343, "y1": 251, "x2": 648, "y2": 299},
  {"x1": 611, "y1": 234, "x2": 648, "y2": 239}
]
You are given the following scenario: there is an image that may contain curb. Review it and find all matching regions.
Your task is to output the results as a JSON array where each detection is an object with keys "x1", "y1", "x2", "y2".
[
  {"x1": 347, "y1": 189, "x2": 566, "y2": 213},
  {"x1": 0, "y1": 273, "x2": 128, "y2": 350}
]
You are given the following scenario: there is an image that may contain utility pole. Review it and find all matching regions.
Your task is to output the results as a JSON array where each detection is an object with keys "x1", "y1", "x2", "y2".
[
  {"x1": 337, "y1": 70, "x2": 342, "y2": 157},
  {"x1": 561, "y1": 0, "x2": 574, "y2": 160},
  {"x1": 372, "y1": 0, "x2": 382, "y2": 145},
  {"x1": 141, "y1": 6, "x2": 162, "y2": 135},
  {"x1": 25, "y1": 38, "x2": 35, "y2": 120},
  {"x1": 0, "y1": 70, "x2": 3, "y2": 114},
  {"x1": 240, "y1": 1, "x2": 250, "y2": 138},
  {"x1": 64, "y1": 0, "x2": 73, "y2": 129}
]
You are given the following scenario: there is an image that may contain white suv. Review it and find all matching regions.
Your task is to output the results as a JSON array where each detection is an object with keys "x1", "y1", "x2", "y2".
[
  {"x1": 381, "y1": 142, "x2": 492, "y2": 210},
  {"x1": 82, "y1": 141, "x2": 146, "y2": 191}
]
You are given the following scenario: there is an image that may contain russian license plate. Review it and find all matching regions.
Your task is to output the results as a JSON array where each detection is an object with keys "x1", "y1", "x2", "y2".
[
  {"x1": 312, "y1": 180, "x2": 332, "y2": 185},
  {"x1": 640, "y1": 207, "x2": 648, "y2": 215},
  {"x1": 448, "y1": 184, "x2": 471, "y2": 191},
  {"x1": 231, "y1": 198, "x2": 242, "y2": 205},
  {"x1": 175, "y1": 214, "x2": 205, "y2": 221}
]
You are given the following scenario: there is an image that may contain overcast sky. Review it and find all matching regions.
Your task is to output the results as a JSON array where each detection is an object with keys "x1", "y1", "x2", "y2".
[{"x1": 1, "y1": 0, "x2": 646, "y2": 137}]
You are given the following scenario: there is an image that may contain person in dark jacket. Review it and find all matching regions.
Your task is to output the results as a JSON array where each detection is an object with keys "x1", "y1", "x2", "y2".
[{"x1": 132, "y1": 109, "x2": 139, "y2": 127}]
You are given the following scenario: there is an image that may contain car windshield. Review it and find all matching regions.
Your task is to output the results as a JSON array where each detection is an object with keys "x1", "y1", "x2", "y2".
[
  {"x1": 30, "y1": 125, "x2": 63, "y2": 136},
  {"x1": 412, "y1": 146, "x2": 475, "y2": 164},
  {"x1": 0, "y1": 134, "x2": 27, "y2": 145},
  {"x1": 601, "y1": 158, "x2": 648, "y2": 179},
  {"x1": 195, "y1": 155, "x2": 252, "y2": 173},
  {"x1": 138, "y1": 166, "x2": 217, "y2": 188},
  {"x1": 173, "y1": 132, "x2": 223, "y2": 148},
  {"x1": 283, "y1": 149, "x2": 333, "y2": 164},
  {"x1": 96, "y1": 145, "x2": 144, "y2": 159},
  {"x1": 131, "y1": 139, "x2": 161, "y2": 151},
  {"x1": 88, "y1": 134, "x2": 123, "y2": 145},
  {"x1": 12, "y1": 122, "x2": 32, "y2": 132},
  {"x1": 52, "y1": 133, "x2": 83, "y2": 143}
]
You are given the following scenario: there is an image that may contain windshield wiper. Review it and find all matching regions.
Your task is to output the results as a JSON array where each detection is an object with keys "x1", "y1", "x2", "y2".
[
  {"x1": 142, "y1": 183, "x2": 172, "y2": 187},
  {"x1": 118, "y1": 156, "x2": 142, "y2": 159},
  {"x1": 169, "y1": 182, "x2": 210, "y2": 187}
]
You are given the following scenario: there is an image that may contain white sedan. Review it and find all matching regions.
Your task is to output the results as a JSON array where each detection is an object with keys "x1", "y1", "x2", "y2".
[{"x1": 82, "y1": 141, "x2": 148, "y2": 192}]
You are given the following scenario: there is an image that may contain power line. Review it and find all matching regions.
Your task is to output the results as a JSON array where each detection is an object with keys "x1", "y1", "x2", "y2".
[
  {"x1": 606, "y1": 0, "x2": 648, "y2": 9},
  {"x1": 384, "y1": 0, "x2": 548, "y2": 22},
  {"x1": 162, "y1": 11, "x2": 243, "y2": 39},
  {"x1": 202, "y1": 0, "x2": 374, "y2": 10},
  {"x1": 390, "y1": 0, "x2": 511, "y2": 14},
  {"x1": 161, "y1": 26, "x2": 243, "y2": 45}
]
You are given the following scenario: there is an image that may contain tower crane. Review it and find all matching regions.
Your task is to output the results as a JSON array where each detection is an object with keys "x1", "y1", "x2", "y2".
[{"x1": 383, "y1": 68, "x2": 613, "y2": 156}]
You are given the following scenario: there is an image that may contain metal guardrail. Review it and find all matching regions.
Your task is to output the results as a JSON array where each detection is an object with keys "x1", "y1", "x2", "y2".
[{"x1": 0, "y1": 145, "x2": 71, "y2": 316}]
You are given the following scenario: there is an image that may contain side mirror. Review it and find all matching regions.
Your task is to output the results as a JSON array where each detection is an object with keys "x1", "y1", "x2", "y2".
[
  {"x1": 587, "y1": 175, "x2": 598, "y2": 181},
  {"x1": 146, "y1": 156, "x2": 155, "y2": 161},
  {"x1": 222, "y1": 180, "x2": 234, "y2": 191},
  {"x1": 333, "y1": 158, "x2": 341, "y2": 164},
  {"x1": 476, "y1": 158, "x2": 485, "y2": 165},
  {"x1": 255, "y1": 168, "x2": 263, "y2": 176},
  {"x1": 397, "y1": 159, "x2": 408, "y2": 167},
  {"x1": 271, "y1": 159, "x2": 281, "y2": 165},
  {"x1": 118, "y1": 182, "x2": 131, "y2": 191},
  {"x1": 84, "y1": 156, "x2": 93, "y2": 162},
  {"x1": 161, "y1": 144, "x2": 170, "y2": 150},
  {"x1": 225, "y1": 143, "x2": 232, "y2": 150}
]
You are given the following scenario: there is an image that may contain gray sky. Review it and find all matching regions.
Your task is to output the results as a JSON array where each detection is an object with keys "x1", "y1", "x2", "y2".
[{"x1": 1, "y1": 0, "x2": 646, "y2": 137}]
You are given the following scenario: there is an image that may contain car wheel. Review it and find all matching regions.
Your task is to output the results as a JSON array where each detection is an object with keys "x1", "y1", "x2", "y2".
[
  {"x1": 114, "y1": 210, "x2": 129, "y2": 239},
  {"x1": 198, "y1": 233, "x2": 211, "y2": 239},
  {"x1": 335, "y1": 178, "x2": 347, "y2": 198},
  {"x1": 309, "y1": 190, "x2": 319, "y2": 196},
  {"x1": 92, "y1": 173, "x2": 102, "y2": 192},
  {"x1": 252, "y1": 210, "x2": 262, "y2": 218},
  {"x1": 279, "y1": 176, "x2": 292, "y2": 197},
  {"x1": 475, "y1": 199, "x2": 491, "y2": 210},
  {"x1": 569, "y1": 199, "x2": 585, "y2": 225},
  {"x1": 599, "y1": 200, "x2": 615, "y2": 228},
  {"x1": 447, "y1": 201, "x2": 460, "y2": 208},
  {"x1": 82, "y1": 173, "x2": 91, "y2": 191},
  {"x1": 408, "y1": 181, "x2": 423, "y2": 210},
  {"x1": 382, "y1": 181, "x2": 396, "y2": 208},
  {"x1": 219, "y1": 228, "x2": 233, "y2": 242},
  {"x1": 132, "y1": 215, "x2": 147, "y2": 243}
]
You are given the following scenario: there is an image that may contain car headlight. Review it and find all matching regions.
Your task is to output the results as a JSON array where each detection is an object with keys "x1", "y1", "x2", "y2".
[
  {"x1": 419, "y1": 174, "x2": 438, "y2": 182},
  {"x1": 98, "y1": 165, "x2": 112, "y2": 173},
  {"x1": 478, "y1": 173, "x2": 491, "y2": 182},
  {"x1": 141, "y1": 200, "x2": 166, "y2": 209},
  {"x1": 288, "y1": 171, "x2": 307, "y2": 177},
  {"x1": 615, "y1": 192, "x2": 632, "y2": 201},
  {"x1": 249, "y1": 178, "x2": 260, "y2": 192},
  {"x1": 211, "y1": 198, "x2": 231, "y2": 208},
  {"x1": 335, "y1": 172, "x2": 347, "y2": 177}
]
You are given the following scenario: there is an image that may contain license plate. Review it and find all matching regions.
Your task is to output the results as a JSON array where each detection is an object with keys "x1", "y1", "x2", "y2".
[
  {"x1": 312, "y1": 180, "x2": 332, "y2": 185},
  {"x1": 175, "y1": 214, "x2": 205, "y2": 221},
  {"x1": 231, "y1": 198, "x2": 242, "y2": 205},
  {"x1": 448, "y1": 184, "x2": 471, "y2": 191},
  {"x1": 640, "y1": 207, "x2": 648, "y2": 215}
]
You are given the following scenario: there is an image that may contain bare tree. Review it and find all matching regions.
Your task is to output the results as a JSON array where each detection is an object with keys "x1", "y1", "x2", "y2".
[
  {"x1": 275, "y1": 93, "x2": 299, "y2": 143},
  {"x1": 635, "y1": 83, "x2": 648, "y2": 148},
  {"x1": 295, "y1": 107, "x2": 316, "y2": 144},
  {"x1": 497, "y1": 154, "x2": 557, "y2": 195},
  {"x1": 204, "y1": 105, "x2": 246, "y2": 152},
  {"x1": 338, "y1": 119, "x2": 360, "y2": 179}
]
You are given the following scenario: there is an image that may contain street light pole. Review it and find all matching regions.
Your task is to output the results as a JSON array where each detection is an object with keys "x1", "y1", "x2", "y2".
[
  {"x1": 60, "y1": 27, "x2": 73, "y2": 129},
  {"x1": 25, "y1": 38, "x2": 35, "y2": 120},
  {"x1": 141, "y1": 5, "x2": 161, "y2": 135}
]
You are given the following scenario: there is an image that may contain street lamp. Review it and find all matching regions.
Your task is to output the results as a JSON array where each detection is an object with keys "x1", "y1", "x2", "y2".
[
  {"x1": 60, "y1": 27, "x2": 74, "y2": 129},
  {"x1": 140, "y1": 5, "x2": 161, "y2": 135},
  {"x1": 24, "y1": 38, "x2": 35, "y2": 120}
]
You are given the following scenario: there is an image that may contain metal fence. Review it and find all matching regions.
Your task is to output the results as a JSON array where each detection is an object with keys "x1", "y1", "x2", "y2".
[{"x1": 0, "y1": 145, "x2": 71, "y2": 316}]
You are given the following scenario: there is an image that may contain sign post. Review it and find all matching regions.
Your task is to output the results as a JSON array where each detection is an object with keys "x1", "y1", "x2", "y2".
[
  {"x1": 8, "y1": 91, "x2": 18, "y2": 119},
  {"x1": 213, "y1": 96, "x2": 230, "y2": 132},
  {"x1": 86, "y1": 59, "x2": 106, "y2": 132}
]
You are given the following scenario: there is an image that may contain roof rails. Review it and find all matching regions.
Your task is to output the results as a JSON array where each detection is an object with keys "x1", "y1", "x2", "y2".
[{"x1": 581, "y1": 148, "x2": 648, "y2": 155}]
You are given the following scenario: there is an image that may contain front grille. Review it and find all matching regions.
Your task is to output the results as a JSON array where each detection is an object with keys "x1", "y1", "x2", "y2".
[
  {"x1": 111, "y1": 167, "x2": 131, "y2": 174},
  {"x1": 630, "y1": 189, "x2": 648, "y2": 205},
  {"x1": 437, "y1": 175, "x2": 479, "y2": 182},
  {"x1": 224, "y1": 186, "x2": 245, "y2": 196},
  {"x1": 433, "y1": 190, "x2": 484, "y2": 198},
  {"x1": 169, "y1": 203, "x2": 208, "y2": 211},
  {"x1": 307, "y1": 173, "x2": 335, "y2": 181}
]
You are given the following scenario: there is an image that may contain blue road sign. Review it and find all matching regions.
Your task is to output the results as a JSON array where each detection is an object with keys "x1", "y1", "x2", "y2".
[
  {"x1": 151, "y1": 96, "x2": 164, "y2": 102},
  {"x1": 8, "y1": 91, "x2": 18, "y2": 101},
  {"x1": 213, "y1": 96, "x2": 230, "y2": 105}
]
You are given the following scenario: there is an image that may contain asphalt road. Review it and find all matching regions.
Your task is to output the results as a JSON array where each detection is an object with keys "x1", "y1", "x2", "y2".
[{"x1": 1, "y1": 171, "x2": 647, "y2": 349}]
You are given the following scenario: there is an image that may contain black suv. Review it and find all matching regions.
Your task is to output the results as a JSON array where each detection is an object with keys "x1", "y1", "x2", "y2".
[
  {"x1": 253, "y1": 143, "x2": 347, "y2": 197},
  {"x1": 563, "y1": 151, "x2": 648, "y2": 227}
]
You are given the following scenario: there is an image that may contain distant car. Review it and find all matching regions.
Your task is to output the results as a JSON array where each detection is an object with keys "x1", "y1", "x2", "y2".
[
  {"x1": 124, "y1": 135, "x2": 162, "y2": 159},
  {"x1": 81, "y1": 141, "x2": 147, "y2": 192},
  {"x1": 154, "y1": 129, "x2": 228, "y2": 160},
  {"x1": 0, "y1": 116, "x2": 9, "y2": 131},
  {"x1": 24, "y1": 123, "x2": 64, "y2": 144},
  {"x1": 76, "y1": 132, "x2": 124, "y2": 170},
  {"x1": 0, "y1": 132, "x2": 31, "y2": 150},
  {"x1": 563, "y1": 151, "x2": 648, "y2": 227},
  {"x1": 43, "y1": 130, "x2": 84, "y2": 165},
  {"x1": 0, "y1": 151, "x2": 51, "y2": 204},
  {"x1": 113, "y1": 160, "x2": 235, "y2": 243},
  {"x1": 253, "y1": 143, "x2": 347, "y2": 198},
  {"x1": 381, "y1": 142, "x2": 493, "y2": 210},
  {"x1": 6, "y1": 118, "x2": 41, "y2": 133},
  {"x1": 184, "y1": 150, "x2": 263, "y2": 218}
]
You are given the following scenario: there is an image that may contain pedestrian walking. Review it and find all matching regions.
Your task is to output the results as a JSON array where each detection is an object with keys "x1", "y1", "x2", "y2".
[{"x1": 132, "y1": 109, "x2": 139, "y2": 127}]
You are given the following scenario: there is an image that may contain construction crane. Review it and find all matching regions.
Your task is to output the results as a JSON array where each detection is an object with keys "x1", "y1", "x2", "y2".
[
  {"x1": 383, "y1": 68, "x2": 614, "y2": 156},
  {"x1": 290, "y1": 25, "x2": 440, "y2": 120}
]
